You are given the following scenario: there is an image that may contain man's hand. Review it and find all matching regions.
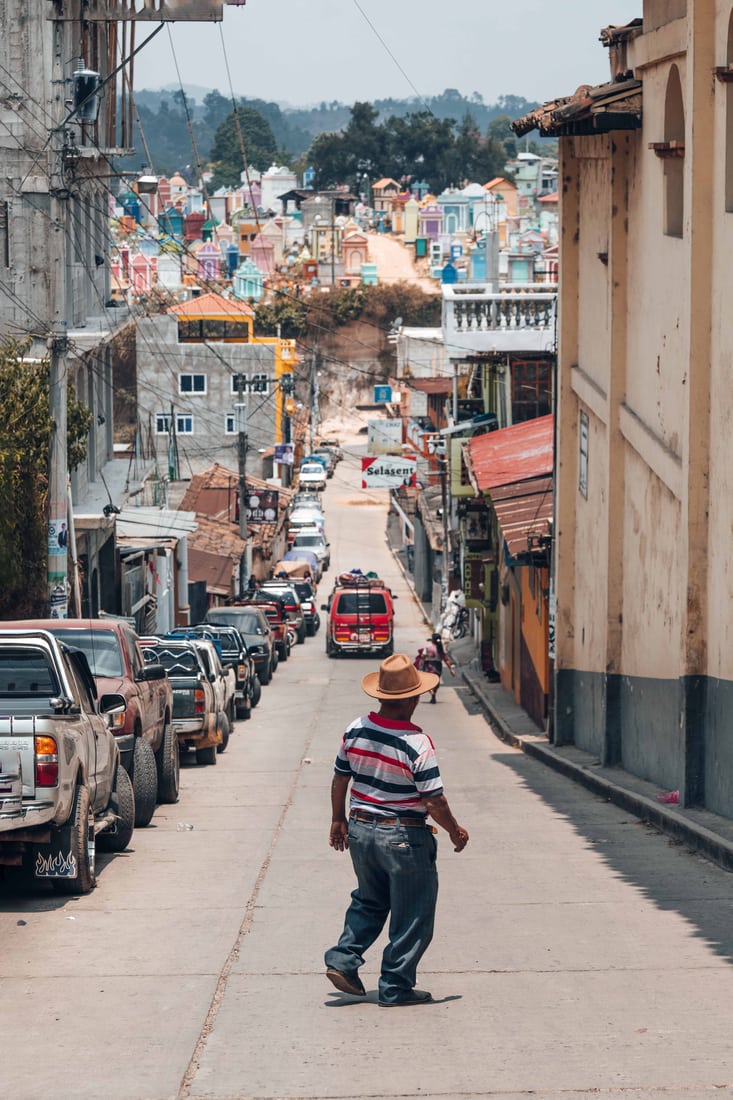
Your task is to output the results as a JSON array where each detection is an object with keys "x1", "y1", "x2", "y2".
[
  {"x1": 449, "y1": 826, "x2": 469, "y2": 852},
  {"x1": 329, "y1": 820, "x2": 349, "y2": 851}
]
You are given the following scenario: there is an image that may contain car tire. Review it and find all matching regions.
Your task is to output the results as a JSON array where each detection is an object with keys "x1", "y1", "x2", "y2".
[
  {"x1": 326, "y1": 637, "x2": 338, "y2": 658},
  {"x1": 259, "y1": 661, "x2": 271, "y2": 686},
  {"x1": 195, "y1": 744, "x2": 217, "y2": 765},
  {"x1": 250, "y1": 675, "x2": 261, "y2": 707},
  {"x1": 216, "y1": 712, "x2": 230, "y2": 754},
  {"x1": 278, "y1": 641, "x2": 288, "y2": 661},
  {"x1": 98, "y1": 765, "x2": 135, "y2": 853},
  {"x1": 155, "y1": 716, "x2": 180, "y2": 804},
  {"x1": 297, "y1": 624, "x2": 306, "y2": 645},
  {"x1": 52, "y1": 784, "x2": 96, "y2": 895},
  {"x1": 306, "y1": 621, "x2": 315, "y2": 637},
  {"x1": 236, "y1": 693, "x2": 251, "y2": 720},
  {"x1": 271, "y1": 647, "x2": 279, "y2": 672},
  {"x1": 382, "y1": 641, "x2": 394, "y2": 657},
  {"x1": 131, "y1": 736, "x2": 158, "y2": 828}
]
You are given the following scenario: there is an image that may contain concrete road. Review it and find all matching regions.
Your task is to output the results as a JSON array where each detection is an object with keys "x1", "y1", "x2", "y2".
[{"x1": 2, "y1": 451, "x2": 733, "y2": 1100}]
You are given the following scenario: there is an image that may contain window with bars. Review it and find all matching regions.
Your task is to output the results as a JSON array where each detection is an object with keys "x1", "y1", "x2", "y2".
[{"x1": 156, "y1": 414, "x2": 171, "y2": 434}]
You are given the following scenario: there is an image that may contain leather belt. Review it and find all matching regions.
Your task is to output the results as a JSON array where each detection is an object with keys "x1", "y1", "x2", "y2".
[{"x1": 350, "y1": 810, "x2": 428, "y2": 828}]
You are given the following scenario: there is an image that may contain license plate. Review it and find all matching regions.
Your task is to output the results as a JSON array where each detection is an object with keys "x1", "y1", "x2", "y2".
[{"x1": 358, "y1": 633, "x2": 371, "y2": 643}]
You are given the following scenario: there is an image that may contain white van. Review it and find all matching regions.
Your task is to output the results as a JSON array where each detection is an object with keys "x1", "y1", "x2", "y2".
[{"x1": 298, "y1": 462, "x2": 327, "y2": 492}]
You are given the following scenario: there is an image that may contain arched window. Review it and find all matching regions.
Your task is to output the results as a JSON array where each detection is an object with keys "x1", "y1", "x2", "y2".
[
  {"x1": 725, "y1": 13, "x2": 733, "y2": 211},
  {"x1": 664, "y1": 65, "x2": 685, "y2": 237}
]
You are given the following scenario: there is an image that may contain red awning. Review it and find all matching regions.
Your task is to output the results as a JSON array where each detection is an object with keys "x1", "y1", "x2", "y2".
[{"x1": 466, "y1": 414, "x2": 553, "y2": 492}]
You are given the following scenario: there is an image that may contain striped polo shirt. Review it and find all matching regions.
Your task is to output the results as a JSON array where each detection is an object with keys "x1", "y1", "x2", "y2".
[{"x1": 334, "y1": 711, "x2": 444, "y2": 817}]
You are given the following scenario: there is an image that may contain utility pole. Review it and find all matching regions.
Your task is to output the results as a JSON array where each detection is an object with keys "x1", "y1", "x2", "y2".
[
  {"x1": 235, "y1": 374, "x2": 249, "y2": 591},
  {"x1": 47, "y1": 15, "x2": 69, "y2": 618},
  {"x1": 439, "y1": 451, "x2": 450, "y2": 613}
]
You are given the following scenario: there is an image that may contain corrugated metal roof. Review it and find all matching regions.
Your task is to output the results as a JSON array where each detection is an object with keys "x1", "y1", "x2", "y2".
[
  {"x1": 466, "y1": 414, "x2": 553, "y2": 492},
  {"x1": 489, "y1": 476, "x2": 553, "y2": 561},
  {"x1": 188, "y1": 548, "x2": 235, "y2": 596},
  {"x1": 409, "y1": 377, "x2": 453, "y2": 395}
]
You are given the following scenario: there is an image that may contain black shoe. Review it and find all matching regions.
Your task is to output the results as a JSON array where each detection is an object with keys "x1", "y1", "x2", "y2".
[
  {"x1": 378, "y1": 989, "x2": 433, "y2": 1007},
  {"x1": 326, "y1": 967, "x2": 366, "y2": 997}
]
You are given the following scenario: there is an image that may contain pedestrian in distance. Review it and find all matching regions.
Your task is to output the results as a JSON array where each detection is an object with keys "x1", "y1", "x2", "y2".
[
  {"x1": 415, "y1": 632, "x2": 455, "y2": 703},
  {"x1": 324, "y1": 652, "x2": 469, "y2": 1007}
]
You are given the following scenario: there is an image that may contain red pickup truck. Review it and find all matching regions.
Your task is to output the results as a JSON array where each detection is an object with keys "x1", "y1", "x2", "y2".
[{"x1": 8, "y1": 618, "x2": 177, "y2": 827}]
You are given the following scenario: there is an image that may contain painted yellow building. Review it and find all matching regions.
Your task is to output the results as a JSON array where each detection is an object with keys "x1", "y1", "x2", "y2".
[{"x1": 514, "y1": 3, "x2": 733, "y2": 817}]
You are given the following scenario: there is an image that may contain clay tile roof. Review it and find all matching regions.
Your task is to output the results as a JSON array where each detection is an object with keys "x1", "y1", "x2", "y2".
[
  {"x1": 512, "y1": 72, "x2": 642, "y2": 139},
  {"x1": 188, "y1": 547, "x2": 237, "y2": 596},
  {"x1": 167, "y1": 291, "x2": 254, "y2": 318}
]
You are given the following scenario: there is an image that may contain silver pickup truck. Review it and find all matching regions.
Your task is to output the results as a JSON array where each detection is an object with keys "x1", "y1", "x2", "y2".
[{"x1": 0, "y1": 629, "x2": 134, "y2": 894}]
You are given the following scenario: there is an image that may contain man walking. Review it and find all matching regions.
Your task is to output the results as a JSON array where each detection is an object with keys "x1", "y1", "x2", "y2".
[{"x1": 324, "y1": 652, "x2": 469, "y2": 1006}]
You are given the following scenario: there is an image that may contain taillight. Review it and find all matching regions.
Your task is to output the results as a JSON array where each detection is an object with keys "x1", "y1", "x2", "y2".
[
  {"x1": 194, "y1": 687, "x2": 206, "y2": 715},
  {"x1": 237, "y1": 662, "x2": 246, "y2": 681},
  {"x1": 35, "y1": 734, "x2": 59, "y2": 788}
]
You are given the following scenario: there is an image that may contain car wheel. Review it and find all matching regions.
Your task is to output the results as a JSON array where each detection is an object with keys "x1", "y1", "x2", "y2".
[
  {"x1": 259, "y1": 661, "x2": 271, "y2": 686},
  {"x1": 195, "y1": 744, "x2": 217, "y2": 765},
  {"x1": 297, "y1": 624, "x2": 306, "y2": 645},
  {"x1": 216, "y1": 712, "x2": 230, "y2": 754},
  {"x1": 271, "y1": 647, "x2": 279, "y2": 672},
  {"x1": 155, "y1": 715, "x2": 180, "y2": 804},
  {"x1": 131, "y1": 736, "x2": 158, "y2": 828},
  {"x1": 98, "y1": 764, "x2": 135, "y2": 853},
  {"x1": 236, "y1": 693, "x2": 252, "y2": 720},
  {"x1": 52, "y1": 784, "x2": 96, "y2": 895},
  {"x1": 250, "y1": 675, "x2": 262, "y2": 707},
  {"x1": 306, "y1": 621, "x2": 315, "y2": 637},
  {"x1": 382, "y1": 641, "x2": 394, "y2": 657},
  {"x1": 278, "y1": 641, "x2": 288, "y2": 661},
  {"x1": 326, "y1": 637, "x2": 338, "y2": 658}
]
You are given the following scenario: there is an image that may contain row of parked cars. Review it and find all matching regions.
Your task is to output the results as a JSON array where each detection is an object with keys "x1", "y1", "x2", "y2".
[{"x1": 0, "y1": 493, "x2": 330, "y2": 894}]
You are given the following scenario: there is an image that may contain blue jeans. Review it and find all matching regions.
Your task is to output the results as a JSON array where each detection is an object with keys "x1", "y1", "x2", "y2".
[{"x1": 325, "y1": 818, "x2": 439, "y2": 1003}]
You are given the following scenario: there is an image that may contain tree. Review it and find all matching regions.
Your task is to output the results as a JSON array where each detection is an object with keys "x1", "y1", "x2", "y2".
[
  {"x1": 0, "y1": 342, "x2": 92, "y2": 617},
  {"x1": 208, "y1": 104, "x2": 279, "y2": 190}
]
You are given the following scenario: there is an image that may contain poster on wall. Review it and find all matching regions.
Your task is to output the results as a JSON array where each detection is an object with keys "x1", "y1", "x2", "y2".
[
  {"x1": 246, "y1": 488, "x2": 279, "y2": 524},
  {"x1": 368, "y1": 418, "x2": 403, "y2": 454},
  {"x1": 361, "y1": 456, "x2": 416, "y2": 489}
]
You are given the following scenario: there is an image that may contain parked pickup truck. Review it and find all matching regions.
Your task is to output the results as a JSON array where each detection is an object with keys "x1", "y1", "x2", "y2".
[
  {"x1": 139, "y1": 637, "x2": 223, "y2": 765},
  {"x1": 12, "y1": 618, "x2": 177, "y2": 829},
  {"x1": 0, "y1": 628, "x2": 134, "y2": 894},
  {"x1": 183, "y1": 624, "x2": 260, "y2": 719},
  {"x1": 163, "y1": 633, "x2": 235, "y2": 753}
]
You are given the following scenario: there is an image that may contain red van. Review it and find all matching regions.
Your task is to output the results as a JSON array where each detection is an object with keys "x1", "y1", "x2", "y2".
[{"x1": 322, "y1": 574, "x2": 396, "y2": 657}]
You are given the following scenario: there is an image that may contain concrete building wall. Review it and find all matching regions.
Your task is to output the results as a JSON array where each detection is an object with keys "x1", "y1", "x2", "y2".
[{"x1": 136, "y1": 315, "x2": 278, "y2": 479}]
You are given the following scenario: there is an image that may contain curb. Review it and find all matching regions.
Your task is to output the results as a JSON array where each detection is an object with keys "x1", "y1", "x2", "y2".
[
  {"x1": 459, "y1": 668, "x2": 733, "y2": 874},
  {"x1": 386, "y1": 521, "x2": 733, "y2": 872}
]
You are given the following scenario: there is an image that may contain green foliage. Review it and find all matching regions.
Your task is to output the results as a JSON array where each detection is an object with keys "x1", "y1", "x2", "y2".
[
  {"x1": 0, "y1": 342, "x2": 93, "y2": 617},
  {"x1": 309, "y1": 102, "x2": 515, "y2": 193},
  {"x1": 132, "y1": 87, "x2": 541, "y2": 179},
  {"x1": 253, "y1": 283, "x2": 440, "y2": 342},
  {"x1": 208, "y1": 105, "x2": 279, "y2": 190}
]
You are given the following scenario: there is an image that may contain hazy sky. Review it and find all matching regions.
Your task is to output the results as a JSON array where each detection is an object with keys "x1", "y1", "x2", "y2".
[{"x1": 132, "y1": 0, "x2": 642, "y2": 108}]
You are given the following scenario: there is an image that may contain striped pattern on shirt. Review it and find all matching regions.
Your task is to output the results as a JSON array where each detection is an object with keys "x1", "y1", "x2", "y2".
[{"x1": 334, "y1": 711, "x2": 443, "y2": 816}]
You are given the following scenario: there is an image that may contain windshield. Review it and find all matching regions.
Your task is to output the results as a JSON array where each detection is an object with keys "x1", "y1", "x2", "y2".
[
  {"x1": 300, "y1": 465, "x2": 323, "y2": 474},
  {"x1": 0, "y1": 647, "x2": 60, "y2": 697},
  {"x1": 208, "y1": 611, "x2": 264, "y2": 635},
  {"x1": 294, "y1": 535, "x2": 323, "y2": 548},
  {"x1": 51, "y1": 628, "x2": 124, "y2": 677}
]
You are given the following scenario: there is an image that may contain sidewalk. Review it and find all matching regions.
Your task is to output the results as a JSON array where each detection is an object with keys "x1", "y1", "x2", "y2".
[{"x1": 386, "y1": 518, "x2": 733, "y2": 873}]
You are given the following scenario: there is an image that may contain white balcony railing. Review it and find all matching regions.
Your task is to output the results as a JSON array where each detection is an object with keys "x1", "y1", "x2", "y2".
[{"x1": 442, "y1": 284, "x2": 557, "y2": 355}]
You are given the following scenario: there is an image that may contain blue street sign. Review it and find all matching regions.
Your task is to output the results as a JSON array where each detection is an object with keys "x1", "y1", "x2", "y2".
[{"x1": 374, "y1": 385, "x2": 392, "y2": 403}]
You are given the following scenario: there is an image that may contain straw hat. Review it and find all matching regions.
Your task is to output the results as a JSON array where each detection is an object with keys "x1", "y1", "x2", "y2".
[{"x1": 362, "y1": 653, "x2": 439, "y2": 700}]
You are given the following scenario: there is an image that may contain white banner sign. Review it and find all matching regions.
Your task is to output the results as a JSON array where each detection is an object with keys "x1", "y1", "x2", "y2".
[
  {"x1": 362, "y1": 456, "x2": 417, "y2": 489},
  {"x1": 368, "y1": 418, "x2": 403, "y2": 455}
]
